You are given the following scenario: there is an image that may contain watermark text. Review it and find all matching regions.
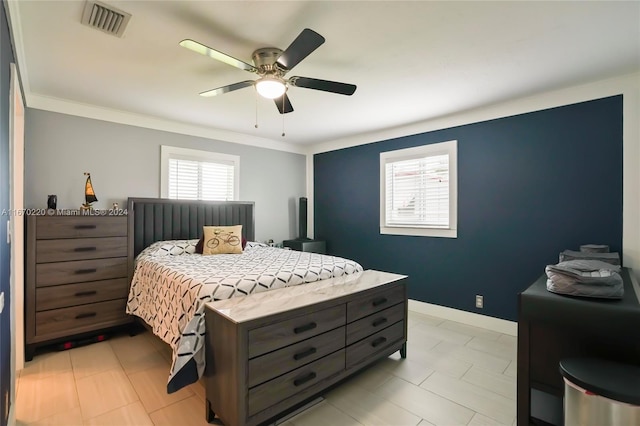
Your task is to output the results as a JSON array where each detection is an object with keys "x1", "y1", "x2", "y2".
[{"x1": 1, "y1": 208, "x2": 127, "y2": 216}]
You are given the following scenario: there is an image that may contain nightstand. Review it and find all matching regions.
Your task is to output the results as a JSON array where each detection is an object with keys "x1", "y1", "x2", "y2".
[{"x1": 282, "y1": 239, "x2": 326, "y2": 254}]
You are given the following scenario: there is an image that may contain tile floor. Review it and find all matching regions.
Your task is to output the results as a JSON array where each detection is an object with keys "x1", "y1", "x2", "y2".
[{"x1": 14, "y1": 311, "x2": 517, "y2": 425}]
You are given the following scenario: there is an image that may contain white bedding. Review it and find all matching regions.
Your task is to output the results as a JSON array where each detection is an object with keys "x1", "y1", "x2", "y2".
[{"x1": 126, "y1": 239, "x2": 363, "y2": 392}]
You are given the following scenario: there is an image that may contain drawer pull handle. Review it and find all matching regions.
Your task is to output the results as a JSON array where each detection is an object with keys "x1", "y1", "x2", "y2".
[
  {"x1": 74, "y1": 246, "x2": 97, "y2": 252},
  {"x1": 371, "y1": 337, "x2": 387, "y2": 348},
  {"x1": 74, "y1": 225, "x2": 97, "y2": 230},
  {"x1": 75, "y1": 312, "x2": 97, "y2": 320},
  {"x1": 293, "y1": 372, "x2": 317, "y2": 387},
  {"x1": 372, "y1": 297, "x2": 388, "y2": 307},
  {"x1": 75, "y1": 268, "x2": 97, "y2": 275},
  {"x1": 294, "y1": 322, "x2": 317, "y2": 334},
  {"x1": 74, "y1": 290, "x2": 97, "y2": 297},
  {"x1": 372, "y1": 317, "x2": 388, "y2": 327},
  {"x1": 293, "y1": 347, "x2": 317, "y2": 361}
]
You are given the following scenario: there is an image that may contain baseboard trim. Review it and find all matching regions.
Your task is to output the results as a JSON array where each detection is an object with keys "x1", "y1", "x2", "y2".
[
  {"x1": 408, "y1": 299, "x2": 517, "y2": 336},
  {"x1": 8, "y1": 400, "x2": 15, "y2": 426}
]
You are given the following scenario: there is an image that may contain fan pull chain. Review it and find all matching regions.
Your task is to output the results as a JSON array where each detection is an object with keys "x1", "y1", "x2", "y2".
[
  {"x1": 281, "y1": 96, "x2": 286, "y2": 137},
  {"x1": 254, "y1": 91, "x2": 259, "y2": 129}
]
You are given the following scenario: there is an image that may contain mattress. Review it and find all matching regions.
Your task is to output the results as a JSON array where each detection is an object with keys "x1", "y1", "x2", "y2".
[{"x1": 126, "y1": 239, "x2": 363, "y2": 392}]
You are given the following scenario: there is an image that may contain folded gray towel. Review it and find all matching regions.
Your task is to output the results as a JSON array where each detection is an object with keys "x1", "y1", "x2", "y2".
[
  {"x1": 580, "y1": 244, "x2": 610, "y2": 253},
  {"x1": 559, "y1": 250, "x2": 620, "y2": 265},
  {"x1": 545, "y1": 259, "x2": 623, "y2": 299}
]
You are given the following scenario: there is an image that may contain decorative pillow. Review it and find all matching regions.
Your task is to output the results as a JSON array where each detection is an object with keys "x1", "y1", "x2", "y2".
[
  {"x1": 195, "y1": 236, "x2": 204, "y2": 254},
  {"x1": 140, "y1": 240, "x2": 197, "y2": 257},
  {"x1": 202, "y1": 225, "x2": 244, "y2": 255},
  {"x1": 196, "y1": 234, "x2": 247, "y2": 254}
]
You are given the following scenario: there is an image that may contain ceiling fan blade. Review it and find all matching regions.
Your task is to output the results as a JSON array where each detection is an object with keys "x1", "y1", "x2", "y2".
[
  {"x1": 274, "y1": 93, "x2": 294, "y2": 114},
  {"x1": 180, "y1": 39, "x2": 257, "y2": 73},
  {"x1": 289, "y1": 76, "x2": 357, "y2": 95},
  {"x1": 276, "y1": 29, "x2": 325, "y2": 72},
  {"x1": 199, "y1": 80, "x2": 254, "y2": 97}
]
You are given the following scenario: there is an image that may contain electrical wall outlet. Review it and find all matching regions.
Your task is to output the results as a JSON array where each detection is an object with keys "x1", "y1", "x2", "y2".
[
  {"x1": 475, "y1": 294, "x2": 483, "y2": 309},
  {"x1": 0, "y1": 291, "x2": 4, "y2": 314}
]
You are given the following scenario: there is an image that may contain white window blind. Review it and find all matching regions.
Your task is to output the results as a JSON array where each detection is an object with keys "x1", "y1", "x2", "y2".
[
  {"x1": 168, "y1": 158, "x2": 235, "y2": 201},
  {"x1": 380, "y1": 140, "x2": 457, "y2": 238},
  {"x1": 385, "y1": 154, "x2": 449, "y2": 228},
  {"x1": 160, "y1": 146, "x2": 239, "y2": 201}
]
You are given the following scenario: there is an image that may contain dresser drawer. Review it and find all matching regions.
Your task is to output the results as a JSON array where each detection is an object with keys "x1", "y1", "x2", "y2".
[
  {"x1": 248, "y1": 326, "x2": 345, "y2": 388},
  {"x1": 248, "y1": 305, "x2": 345, "y2": 358},
  {"x1": 37, "y1": 237, "x2": 127, "y2": 263},
  {"x1": 248, "y1": 349, "x2": 345, "y2": 417},
  {"x1": 35, "y1": 298, "x2": 128, "y2": 338},
  {"x1": 36, "y1": 216, "x2": 127, "y2": 239},
  {"x1": 36, "y1": 278, "x2": 129, "y2": 311},
  {"x1": 346, "y1": 284, "x2": 405, "y2": 323},
  {"x1": 346, "y1": 321, "x2": 405, "y2": 369},
  {"x1": 36, "y1": 257, "x2": 128, "y2": 287},
  {"x1": 346, "y1": 302, "x2": 405, "y2": 346}
]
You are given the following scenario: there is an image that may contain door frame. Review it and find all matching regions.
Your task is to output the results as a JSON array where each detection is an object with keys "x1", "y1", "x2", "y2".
[{"x1": 8, "y1": 61, "x2": 24, "y2": 426}]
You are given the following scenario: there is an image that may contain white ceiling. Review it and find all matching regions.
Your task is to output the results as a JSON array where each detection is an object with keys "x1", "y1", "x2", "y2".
[{"x1": 8, "y1": 1, "x2": 640, "y2": 148}]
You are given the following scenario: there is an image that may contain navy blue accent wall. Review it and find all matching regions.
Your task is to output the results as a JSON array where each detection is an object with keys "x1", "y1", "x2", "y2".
[
  {"x1": 315, "y1": 96, "x2": 623, "y2": 321},
  {"x1": 0, "y1": 2, "x2": 13, "y2": 424}
]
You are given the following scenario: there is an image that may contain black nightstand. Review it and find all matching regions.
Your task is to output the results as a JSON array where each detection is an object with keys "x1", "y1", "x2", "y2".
[{"x1": 283, "y1": 239, "x2": 326, "y2": 254}]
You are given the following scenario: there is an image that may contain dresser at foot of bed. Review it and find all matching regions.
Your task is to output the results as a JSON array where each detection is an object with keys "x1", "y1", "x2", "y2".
[
  {"x1": 25, "y1": 214, "x2": 132, "y2": 360},
  {"x1": 204, "y1": 269, "x2": 408, "y2": 426}
]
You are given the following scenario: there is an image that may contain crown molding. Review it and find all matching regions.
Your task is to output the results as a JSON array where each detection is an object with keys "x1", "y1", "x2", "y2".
[
  {"x1": 5, "y1": 1, "x2": 305, "y2": 155},
  {"x1": 7, "y1": 0, "x2": 637, "y2": 158},
  {"x1": 27, "y1": 94, "x2": 307, "y2": 155},
  {"x1": 5, "y1": 0, "x2": 31, "y2": 96},
  {"x1": 309, "y1": 71, "x2": 640, "y2": 155}
]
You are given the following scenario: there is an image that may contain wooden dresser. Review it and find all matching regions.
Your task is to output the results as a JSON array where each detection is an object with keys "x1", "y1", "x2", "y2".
[
  {"x1": 25, "y1": 214, "x2": 131, "y2": 360},
  {"x1": 204, "y1": 270, "x2": 408, "y2": 426}
]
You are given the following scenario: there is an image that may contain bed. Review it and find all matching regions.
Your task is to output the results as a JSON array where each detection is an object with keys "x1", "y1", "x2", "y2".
[{"x1": 125, "y1": 198, "x2": 363, "y2": 392}]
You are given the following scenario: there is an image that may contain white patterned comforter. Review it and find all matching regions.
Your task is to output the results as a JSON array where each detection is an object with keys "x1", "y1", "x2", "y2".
[{"x1": 126, "y1": 239, "x2": 363, "y2": 392}]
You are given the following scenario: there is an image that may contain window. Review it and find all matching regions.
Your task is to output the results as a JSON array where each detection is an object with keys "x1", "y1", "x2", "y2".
[
  {"x1": 160, "y1": 146, "x2": 239, "y2": 201},
  {"x1": 380, "y1": 140, "x2": 457, "y2": 238}
]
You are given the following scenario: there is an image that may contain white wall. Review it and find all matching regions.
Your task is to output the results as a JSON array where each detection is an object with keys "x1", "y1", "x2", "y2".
[
  {"x1": 307, "y1": 72, "x2": 640, "y2": 280},
  {"x1": 25, "y1": 110, "x2": 307, "y2": 243}
]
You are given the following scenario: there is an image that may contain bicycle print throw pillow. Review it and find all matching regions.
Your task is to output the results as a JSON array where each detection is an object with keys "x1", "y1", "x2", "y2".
[{"x1": 202, "y1": 225, "x2": 244, "y2": 255}]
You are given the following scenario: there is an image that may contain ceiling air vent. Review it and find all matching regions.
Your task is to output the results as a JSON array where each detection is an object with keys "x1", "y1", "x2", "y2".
[{"x1": 81, "y1": 1, "x2": 131, "y2": 38}]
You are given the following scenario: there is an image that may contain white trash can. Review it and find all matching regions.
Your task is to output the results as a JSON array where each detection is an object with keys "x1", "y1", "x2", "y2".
[{"x1": 559, "y1": 358, "x2": 640, "y2": 425}]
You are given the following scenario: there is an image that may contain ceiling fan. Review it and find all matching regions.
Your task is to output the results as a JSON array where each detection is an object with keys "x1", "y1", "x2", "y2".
[{"x1": 179, "y1": 28, "x2": 357, "y2": 114}]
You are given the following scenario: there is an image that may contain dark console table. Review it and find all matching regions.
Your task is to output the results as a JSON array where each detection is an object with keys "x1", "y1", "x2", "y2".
[
  {"x1": 517, "y1": 268, "x2": 640, "y2": 425},
  {"x1": 283, "y1": 239, "x2": 326, "y2": 254}
]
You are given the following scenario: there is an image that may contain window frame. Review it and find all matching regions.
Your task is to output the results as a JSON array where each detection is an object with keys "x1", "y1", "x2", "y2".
[
  {"x1": 379, "y1": 140, "x2": 457, "y2": 238},
  {"x1": 160, "y1": 145, "x2": 240, "y2": 201}
]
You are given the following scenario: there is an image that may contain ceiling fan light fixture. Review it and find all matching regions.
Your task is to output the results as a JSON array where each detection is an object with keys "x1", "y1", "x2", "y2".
[{"x1": 255, "y1": 76, "x2": 286, "y2": 99}]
